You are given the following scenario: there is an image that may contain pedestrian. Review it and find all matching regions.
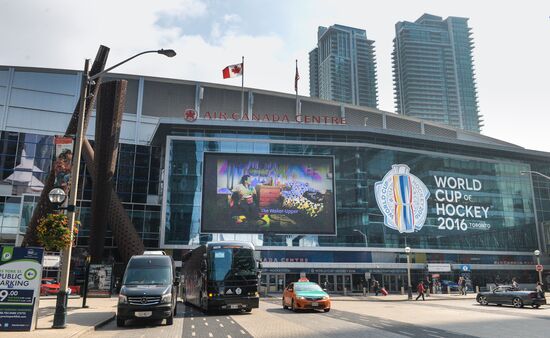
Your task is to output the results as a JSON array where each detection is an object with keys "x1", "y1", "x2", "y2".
[
  {"x1": 416, "y1": 281, "x2": 425, "y2": 301},
  {"x1": 373, "y1": 279, "x2": 380, "y2": 296},
  {"x1": 512, "y1": 277, "x2": 519, "y2": 290},
  {"x1": 536, "y1": 282, "x2": 544, "y2": 298},
  {"x1": 458, "y1": 276, "x2": 464, "y2": 295},
  {"x1": 460, "y1": 277, "x2": 467, "y2": 296}
]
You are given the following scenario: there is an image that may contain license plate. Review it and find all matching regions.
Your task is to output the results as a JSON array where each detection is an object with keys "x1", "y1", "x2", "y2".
[
  {"x1": 311, "y1": 302, "x2": 319, "y2": 307},
  {"x1": 229, "y1": 304, "x2": 240, "y2": 309},
  {"x1": 135, "y1": 311, "x2": 152, "y2": 318}
]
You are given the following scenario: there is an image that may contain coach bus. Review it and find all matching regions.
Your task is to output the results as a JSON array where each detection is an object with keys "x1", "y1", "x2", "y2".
[{"x1": 182, "y1": 241, "x2": 261, "y2": 313}]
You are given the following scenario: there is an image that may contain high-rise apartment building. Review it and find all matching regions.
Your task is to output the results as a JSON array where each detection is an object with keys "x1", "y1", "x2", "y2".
[
  {"x1": 392, "y1": 14, "x2": 482, "y2": 132},
  {"x1": 309, "y1": 24, "x2": 378, "y2": 108}
]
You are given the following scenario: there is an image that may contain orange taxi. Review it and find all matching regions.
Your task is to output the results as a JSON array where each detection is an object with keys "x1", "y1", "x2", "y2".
[{"x1": 282, "y1": 281, "x2": 331, "y2": 312}]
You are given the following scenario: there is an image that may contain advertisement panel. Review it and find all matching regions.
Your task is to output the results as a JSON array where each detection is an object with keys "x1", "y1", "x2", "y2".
[
  {"x1": 0, "y1": 246, "x2": 44, "y2": 331},
  {"x1": 374, "y1": 162, "x2": 534, "y2": 237},
  {"x1": 86, "y1": 264, "x2": 112, "y2": 297},
  {"x1": 202, "y1": 153, "x2": 336, "y2": 235}
]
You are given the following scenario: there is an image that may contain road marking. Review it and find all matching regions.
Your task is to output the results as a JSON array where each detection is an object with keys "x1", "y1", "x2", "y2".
[
  {"x1": 230, "y1": 320, "x2": 235, "y2": 324},
  {"x1": 205, "y1": 322, "x2": 209, "y2": 326},
  {"x1": 192, "y1": 332, "x2": 196, "y2": 337},
  {"x1": 191, "y1": 318, "x2": 194, "y2": 321},
  {"x1": 423, "y1": 329, "x2": 440, "y2": 334},
  {"x1": 228, "y1": 336, "x2": 232, "y2": 338},
  {"x1": 209, "y1": 333, "x2": 213, "y2": 337},
  {"x1": 397, "y1": 331, "x2": 415, "y2": 337},
  {"x1": 216, "y1": 319, "x2": 220, "y2": 322},
  {"x1": 240, "y1": 329, "x2": 246, "y2": 334},
  {"x1": 191, "y1": 325, "x2": 195, "y2": 329},
  {"x1": 427, "y1": 334, "x2": 445, "y2": 338},
  {"x1": 203, "y1": 318, "x2": 206, "y2": 321},
  {"x1": 226, "y1": 316, "x2": 231, "y2": 319},
  {"x1": 220, "y1": 323, "x2": 224, "y2": 327}
]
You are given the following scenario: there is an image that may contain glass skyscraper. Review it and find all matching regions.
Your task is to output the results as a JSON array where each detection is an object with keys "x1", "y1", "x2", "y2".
[
  {"x1": 309, "y1": 24, "x2": 378, "y2": 108},
  {"x1": 392, "y1": 14, "x2": 482, "y2": 132}
]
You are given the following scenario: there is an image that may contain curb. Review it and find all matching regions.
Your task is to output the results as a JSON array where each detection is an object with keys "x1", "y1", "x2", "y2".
[{"x1": 70, "y1": 313, "x2": 116, "y2": 338}]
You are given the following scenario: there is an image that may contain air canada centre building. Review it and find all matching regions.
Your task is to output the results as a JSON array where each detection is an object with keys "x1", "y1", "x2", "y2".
[{"x1": 1, "y1": 65, "x2": 550, "y2": 293}]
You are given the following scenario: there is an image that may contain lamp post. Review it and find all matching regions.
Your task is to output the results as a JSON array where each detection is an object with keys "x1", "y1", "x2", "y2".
[
  {"x1": 520, "y1": 170, "x2": 550, "y2": 181},
  {"x1": 405, "y1": 246, "x2": 412, "y2": 300},
  {"x1": 535, "y1": 249, "x2": 542, "y2": 285},
  {"x1": 353, "y1": 229, "x2": 368, "y2": 247},
  {"x1": 51, "y1": 48, "x2": 176, "y2": 329}
]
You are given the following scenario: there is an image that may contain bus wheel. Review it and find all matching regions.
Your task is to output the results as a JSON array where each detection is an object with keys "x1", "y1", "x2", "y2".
[{"x1": 245, "y1": 308, "x2": 252, "y2": 313}]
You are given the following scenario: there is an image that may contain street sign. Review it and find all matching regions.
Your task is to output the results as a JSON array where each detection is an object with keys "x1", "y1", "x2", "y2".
[
  {"x1": 536, "y1": 264, "x2": 544, "y2": 272},
  {"x1": 428, "y1": 263, "x2": 451, "y2": 272},
  {"x1": 459, "y1": 264, "x2": 472, "y2": 272},
  {"x1": 0, "y1": 246, "x2": 44, "y2": 331}
]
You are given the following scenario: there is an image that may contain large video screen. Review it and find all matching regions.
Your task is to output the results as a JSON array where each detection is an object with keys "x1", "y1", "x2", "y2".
[{"x1": 201, "y1": 153, "x2": 336, "y2": 235}]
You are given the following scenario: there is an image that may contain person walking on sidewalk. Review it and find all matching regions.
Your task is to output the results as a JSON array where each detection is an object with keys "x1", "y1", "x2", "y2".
[
  {"x1": 460, "y1": 277, "x2": 467, "y2": 296},
  {"x1": 416, "y1": 281, "x2": 425, "y2": 301},
  {"x1": 373, "y1": 279, "x2": 380, "y2": 296},
  {"x1": 536, "y1": 282, "x2": 544, "y2": 298}
]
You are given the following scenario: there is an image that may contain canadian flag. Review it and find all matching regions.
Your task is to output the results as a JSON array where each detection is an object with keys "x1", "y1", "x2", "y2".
[{"x1": 222, "y1": 63, "x2": 243, "y2": 79}]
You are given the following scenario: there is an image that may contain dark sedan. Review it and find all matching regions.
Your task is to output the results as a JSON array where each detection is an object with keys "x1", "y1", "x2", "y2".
[{"x1": 476, "y1": 285, "x2": 546, "y2": 308}]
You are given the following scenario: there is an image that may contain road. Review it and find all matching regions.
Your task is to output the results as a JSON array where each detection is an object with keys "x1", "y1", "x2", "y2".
[{"x1": 88, "y1": 297, "x2": 550, "y2": 338}]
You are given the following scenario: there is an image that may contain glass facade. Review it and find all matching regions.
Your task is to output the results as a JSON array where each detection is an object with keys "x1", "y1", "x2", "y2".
[{"x1": 164, "y1": 134, "x2": 537, "y2": 252}]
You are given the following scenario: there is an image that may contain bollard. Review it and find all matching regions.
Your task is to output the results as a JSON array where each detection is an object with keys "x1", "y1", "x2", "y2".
[
  {"x1": 447, "y1": 286, "x2": 451, "y2": 294},
  {"x1": 401, "y1": 286, "x2": 405, "y2": 295},
  {"x1": 363, "y1": 287, "x2": 367, "y2": 297},
  {"x1": 476, "y1": 285, "x2": 480, "y2": 293},
  {"x1": 344, "y1": 287, "x2": 347, "y2": 296}
]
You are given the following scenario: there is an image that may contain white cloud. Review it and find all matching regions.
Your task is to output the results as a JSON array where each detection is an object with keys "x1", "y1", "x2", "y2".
[
  {"x1": 1, "y1": 0, "x2": 549, "y2": 152},
  {"x1": 223, "y1": 14, "x2": 242, "y2": 23}
]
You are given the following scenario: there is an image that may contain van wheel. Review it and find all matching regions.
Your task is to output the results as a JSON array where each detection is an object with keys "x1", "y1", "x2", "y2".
[
  {"x1": 291, "y1": 299, "x2": 297, "y2": 312},
  {"x1": 283, "y1": 298, "x2": 288, "y2": 309},
  {"x1": 324, "y1": 308, "x2": 330, "y2": 313},
  {"x1": 245, "y1": 308, "x2": 252, "y2": 313},
  {"x1": 116, "y1": 317, "x2": 125, "y2": 327},
  {"x1": 166, "y1": 314, "x2": 174, "y2": 325}
]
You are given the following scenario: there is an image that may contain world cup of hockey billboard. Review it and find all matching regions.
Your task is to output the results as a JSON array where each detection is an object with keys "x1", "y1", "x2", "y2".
[{"x1": 201, "y1": 153, "x2": 336, "y2": 235}]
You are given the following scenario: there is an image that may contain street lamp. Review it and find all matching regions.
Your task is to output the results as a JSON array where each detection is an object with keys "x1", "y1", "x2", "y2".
[
  {"x1": 405, "y1": 246, "x2": 412, "y2": 300},
  {"x1": 48, "y1": 188, "x2": 67, "y2": 206},
  {"x1": 52, "y1": 48, "x2": 176, "y2": 329},
  {"x1": 534, "y1": 249, "x2": 542, "y2": 285},
  {"x1": 353, "y1": 229, "x2": 368, "y2": 247},
  {"x1": 520, "y1": 170, "x2": 550, "y2": 181}
]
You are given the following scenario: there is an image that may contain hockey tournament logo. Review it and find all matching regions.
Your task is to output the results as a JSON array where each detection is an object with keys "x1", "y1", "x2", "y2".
[{"x1": 374, "y1": 164, "x2": 430, "y2": 233}]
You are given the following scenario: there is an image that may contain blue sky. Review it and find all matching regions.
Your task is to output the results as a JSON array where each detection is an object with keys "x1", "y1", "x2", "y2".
[{"x1": 1, "y1": 0, "x2": 549, "y2": 152}]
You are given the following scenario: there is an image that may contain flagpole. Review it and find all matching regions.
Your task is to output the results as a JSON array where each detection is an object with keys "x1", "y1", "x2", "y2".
[
  {"x1": 295, "y1": 59, "x2": 300, "y2": 121},
  {"x1": 241, "y1": 56, "x2": 244, "y2": 118}
]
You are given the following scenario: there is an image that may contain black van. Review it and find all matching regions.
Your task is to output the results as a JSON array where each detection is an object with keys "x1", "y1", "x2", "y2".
[{"x1": 116, "y1": 254, "x2": 179, "y2": 327}]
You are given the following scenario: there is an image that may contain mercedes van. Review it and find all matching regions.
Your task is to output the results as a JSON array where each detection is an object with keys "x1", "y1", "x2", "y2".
[{"x1": 116, "y1": 254, "x2": 179, "y2": 327}]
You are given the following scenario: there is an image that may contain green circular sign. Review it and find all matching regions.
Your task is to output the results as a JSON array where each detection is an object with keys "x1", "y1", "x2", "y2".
[{"x1": 24, "y1": 268, "x2": 38, "y2": 280}]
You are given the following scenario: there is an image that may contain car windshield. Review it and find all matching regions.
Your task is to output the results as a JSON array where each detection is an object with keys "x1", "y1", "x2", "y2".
[
  {"x1": 43, "y1": 280, "x2": 57, "y2": 285},
  {"x1": 123, "y1": 267, "x2": 172, "y2": 285},
  {"x1": 208, "y1": 248, "x2": 256, "y2": 281},
  {"x1": 294, "y1": 283, "x2": 323, "y2": 292}
]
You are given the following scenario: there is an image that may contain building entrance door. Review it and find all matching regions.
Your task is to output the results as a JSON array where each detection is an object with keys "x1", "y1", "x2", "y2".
[
  {"x1": 319, "y1": 274, "x2": 352, "y2": 293},
  {"x1": 266, "y1": 273, "x2": 285, "y2": 293},
  {"x1": 382, "y1": 274, "x2": 404, "y2": 293}
]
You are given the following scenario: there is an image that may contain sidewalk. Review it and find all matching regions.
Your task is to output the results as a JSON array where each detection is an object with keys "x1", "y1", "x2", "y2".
[
  {"x1": 263, "y1": 292, "x2": 478, "y2": 302},
  {"x1": 7, "y1": 296, "x2": 117, "y2": 338}
]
